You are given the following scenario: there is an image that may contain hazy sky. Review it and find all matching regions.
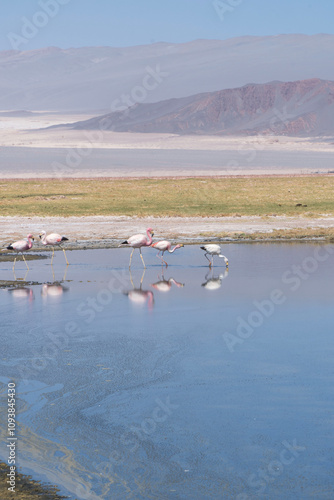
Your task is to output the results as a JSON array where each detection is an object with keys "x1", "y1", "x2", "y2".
[{"x1": 1, "y1": 0, "x2": 333, "y2": 51}]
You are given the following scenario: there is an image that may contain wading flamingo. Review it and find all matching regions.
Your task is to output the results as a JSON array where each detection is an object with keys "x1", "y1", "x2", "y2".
[
  {"x1": 200, "y1": 244, "x2": 228, "y2": 268},
  {"x1": 39, "y1": 231, "x2": 69, "y2": 265},
  {"x1": 7, "y1": 234, "x2": 34, "y2": 270},
  {"x1": 120, "y1": 228, "x2": 154, "y2": 268},
  {"x1": 151, "y1": 240, "x2": 184, "y2": 267}
]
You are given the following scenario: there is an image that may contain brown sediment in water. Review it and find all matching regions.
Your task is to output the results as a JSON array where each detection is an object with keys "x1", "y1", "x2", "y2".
[{"x1": 0, "y1": 461, "x2": 69, "y2": 499}]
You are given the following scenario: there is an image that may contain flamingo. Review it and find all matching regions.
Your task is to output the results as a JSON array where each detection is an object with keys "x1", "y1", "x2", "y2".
[
  {"x1": 200, "y1": 244, "x2": 228, "y2": 268},
  {"x1": 151, "y1": 240, "x2": 184, "y2": 267},
  {"x1": 120, "y1": 228, "x2": 154, "y2": 268},
  {"x1": 39, "y1": 231, "x2": 69, "y2": 265},
  {"x1": 6, "y1": 234, "x2": 34, "y2": 270}
]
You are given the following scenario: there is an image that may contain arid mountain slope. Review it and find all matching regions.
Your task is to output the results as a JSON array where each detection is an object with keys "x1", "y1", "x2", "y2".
[{"x1": 70, "y1": 79, "x2": 334, "y2": 136}]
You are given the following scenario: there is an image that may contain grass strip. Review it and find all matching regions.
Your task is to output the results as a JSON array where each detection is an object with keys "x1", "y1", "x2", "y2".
[{"x1": 0, "y1": 176, "x2": 333, "y2": 217}]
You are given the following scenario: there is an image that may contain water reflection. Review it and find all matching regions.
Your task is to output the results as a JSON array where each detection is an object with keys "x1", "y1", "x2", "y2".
[
  {"x1": 124, "y1": 269, "x2": 154, "y2": 309},
  {"x1": 41, "y1": 283, "x2": 69, "y2": 299},
  {"x1": 41, "y1": 264, "x2": 70, "y2": 299},
  {"x1": 6, "y1": 286, "x2": 34, "y2": 302},
  {"x1": 150, "y1": 272, "x2": 185, "y2": 292},
  {"x1": 201, "y1": 268, "x2": 229, "y2": 290}
]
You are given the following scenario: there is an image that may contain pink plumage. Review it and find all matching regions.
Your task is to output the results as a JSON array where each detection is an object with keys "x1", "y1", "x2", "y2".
[
  {"x1": 39, "y1": 230, "x2": 69, "y2": 265},
  {"x1": 151, "y1": 240, "x2": 184, "y2": 267},
  {"x1": 7, "y1": 234, "x2": 34, "y2": 252},
  {"x1": 7, "y1": 234, "x2": 34, "y2": 270},
  {"x1": 120, "y1": 228, "x2": 154, "y2": 268}
]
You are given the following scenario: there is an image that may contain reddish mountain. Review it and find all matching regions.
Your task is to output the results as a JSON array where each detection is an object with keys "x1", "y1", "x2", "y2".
[{"x1": 71, "y1": 78, "x2": 334, "y2": 136}]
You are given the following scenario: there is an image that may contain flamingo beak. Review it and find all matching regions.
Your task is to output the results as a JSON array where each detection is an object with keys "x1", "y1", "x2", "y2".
[{"x1": 180, "y1": 244, "x2": 184, "y2": 247}]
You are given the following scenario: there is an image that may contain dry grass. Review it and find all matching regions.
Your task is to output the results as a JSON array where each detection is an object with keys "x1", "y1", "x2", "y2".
[{"x1": 0, "y1": 176, "x2": 333, "y2": 217}]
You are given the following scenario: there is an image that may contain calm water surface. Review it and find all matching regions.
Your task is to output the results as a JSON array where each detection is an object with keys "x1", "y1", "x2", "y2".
[
  {"x1": 0, "y1": 243, "x2": 333, "y2": 499},
  {"x1": 0, "y1": 147, "x2": 333, "y2": 177}
]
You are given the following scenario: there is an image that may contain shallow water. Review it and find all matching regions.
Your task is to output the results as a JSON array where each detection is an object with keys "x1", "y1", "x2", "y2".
[
  {"x1": 0, "y1": 147, "x2": 333, "y2": 177},
  {"x1": 0, "y1": 243, "x2": 334, "y2": 499}
]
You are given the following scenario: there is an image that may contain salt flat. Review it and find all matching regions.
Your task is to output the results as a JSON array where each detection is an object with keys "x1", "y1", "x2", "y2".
[{"x1": 0, "y1": 115, "x2": 333, "y2": 178}]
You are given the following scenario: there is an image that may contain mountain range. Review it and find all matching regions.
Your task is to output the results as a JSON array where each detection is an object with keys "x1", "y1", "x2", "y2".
[
  {"x1": 1, "y1": 34, "x2": 334, "y2": 112},
  {"x1": 67, "y1": 78, "x2": 334, "y2": 137}
]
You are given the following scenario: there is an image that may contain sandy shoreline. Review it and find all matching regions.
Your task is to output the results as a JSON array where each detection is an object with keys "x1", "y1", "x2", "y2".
[{"x1": 1, "y1": 215, "x2": 334, "y2": 248}]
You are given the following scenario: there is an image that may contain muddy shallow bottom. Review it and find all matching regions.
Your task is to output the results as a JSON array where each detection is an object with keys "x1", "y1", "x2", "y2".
[{"x1": 0, "y1": 244, "x2": 334, "y2": 499}]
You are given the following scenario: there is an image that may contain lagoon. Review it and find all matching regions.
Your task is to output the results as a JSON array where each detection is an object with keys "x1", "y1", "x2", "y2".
[{"x1": 0, "y1": 243, "x2": 333, "y2": 499}]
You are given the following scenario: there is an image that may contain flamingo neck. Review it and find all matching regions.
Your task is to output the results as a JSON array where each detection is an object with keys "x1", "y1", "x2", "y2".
[
  {"x1": 168, "y1": 245, "x2": 179, "y2": 253},
  {"x1": 146, "y1": 229, "x2": 153, "y2": 246}
]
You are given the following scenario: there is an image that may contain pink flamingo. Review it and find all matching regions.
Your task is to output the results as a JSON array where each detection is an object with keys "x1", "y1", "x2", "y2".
[
  {"x1": 151, "y1": 240, "x2": 184, "y2": 267},
  {"x1": 120, "y1": 228, "x2": 154, "y2": 268},
  {"x1": 39, "y1": 230, "x2": 69, "y2": 265},
  {"x1": 7, "y1": 234, "x2": 34, "y2": 270}
]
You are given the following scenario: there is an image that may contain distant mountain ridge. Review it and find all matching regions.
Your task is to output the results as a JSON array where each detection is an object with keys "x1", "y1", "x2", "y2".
[
  {"x1": 0, "y1": 34, "x2": 334, "y2": 111},
  {"x1": 69, "y1": 78, "x2": 334, "y2": 137}
]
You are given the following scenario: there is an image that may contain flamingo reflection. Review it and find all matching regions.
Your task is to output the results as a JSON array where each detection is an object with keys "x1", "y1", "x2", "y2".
[
  {"x1": 124, "y1": 269, "x2": 154, "y2": 309},
  {"x1": 151, "y1": 273, "x2": 185, "y2": 293},
  {"x1": 7, "y1": 286, "x2": 34, "y2": 302},
  {"x1": 201, "y1": 269, "x2": 229, "y2": 291},
  {"x1": 41, "y1": 283, "x2": 69, "y2": 299},
  {"x1": 41, "y1": 264, "x2": 69, "y2": 299}
]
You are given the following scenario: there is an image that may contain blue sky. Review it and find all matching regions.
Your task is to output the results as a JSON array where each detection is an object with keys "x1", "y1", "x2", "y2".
[{"x1": 1, "y1": 0, "x2": 334, "y2": 51}]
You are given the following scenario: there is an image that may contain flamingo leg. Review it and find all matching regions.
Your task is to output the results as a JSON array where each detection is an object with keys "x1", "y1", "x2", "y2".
[
  {"x1": 22, "y1": 254, "x2": 29, "y2": 270},
  {"x1": 62, "y1": 247, "x2": 69, "y2": 265},
  {"x1": 62, "y1": 264, "x2": 69, "y2": 282},
  {"x1": 51, "y1": 263, "x2": 55, "y2": 282},
  {"x1": 12, "y1": 256, "x2": 17, "y2": 271},
  {"x1": 51, "y1": 247, "x2": 55, "y2": 265},
  {"x1": 204, "y1": 252, "x2": 212, "y2": 267},
  {"x1": 139, "y1": 248, "x2": 146, "y2": 268},
  {"x1": 129, "y1": 248, "x2": 135, "y2": 268},
  {"x1": 161, "y1": 251, "x2": 168, "y2": 267},
  {"x1": 156, "y1": 251, "x2": 166, "y2": 266},
  {"x1": 129, "y1": 269, "x2": 135, "y2": 288}
]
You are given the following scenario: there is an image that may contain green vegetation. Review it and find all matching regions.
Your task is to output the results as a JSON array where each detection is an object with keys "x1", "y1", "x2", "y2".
[{"x1": 0, "y1": 176, "x2": 333, "y2": 217}]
